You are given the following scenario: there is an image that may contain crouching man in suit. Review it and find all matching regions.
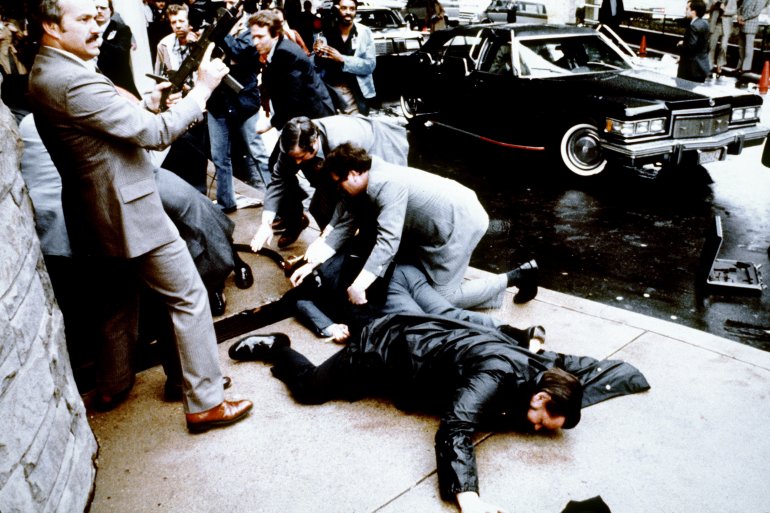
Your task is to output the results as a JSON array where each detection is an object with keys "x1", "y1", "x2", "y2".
[{"x1": 28, "y1": 0, "x2": 251, "y2": 432}]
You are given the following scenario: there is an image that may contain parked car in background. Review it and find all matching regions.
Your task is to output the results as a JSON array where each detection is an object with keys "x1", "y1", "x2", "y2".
[
  {"x1": 399, "y1": 23, "x2": 769, "y2": 178},
  {"x1": 402, "y1": 0, "x2": 460, "y2": 29},
  {"x1": 357, "y1": 7, "x2": 425, "y2": 56},
  {"x1": 482, "y1": 0, "x2": 547, "y2": 23},
  {"x1": 356, "y1": 7, "x2": 426, "y2": 97},
  {"x1": 458, "y1": 0, "x2": 492, "y2": 24}
]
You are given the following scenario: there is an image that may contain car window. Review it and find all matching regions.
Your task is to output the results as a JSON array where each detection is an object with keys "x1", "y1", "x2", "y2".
[
  {"x1": 357, "y1": 10, "x2": 403, "y2": 28},
  {"x1": 480, "y1": 42, "x2": 513, "y2": 75},
  {"x1": 518, "y1": 35, "x2": 632, "y2": 77},
  {"x1": 519, "y1": 2, "x2": 545, "y2": 14},
  {"x1": 441, "y1": 34, "x2": 483, "y2": 59}
]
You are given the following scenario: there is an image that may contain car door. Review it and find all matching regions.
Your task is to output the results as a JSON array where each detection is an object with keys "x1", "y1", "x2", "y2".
[
  {"x1": 430, "y1": 29, "x2": 489, "y2": 126},
  {"x1": 459, "y1": 30, "x2": 550, "y2": 147}
]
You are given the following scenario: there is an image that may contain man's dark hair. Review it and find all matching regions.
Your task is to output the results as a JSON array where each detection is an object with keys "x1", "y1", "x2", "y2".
[
  {"x1": 280, "y1": 116, "x2": 318, "y2": 154},
  {"x1": 322, "y1": 142, "x2": 372, "y2": 179},
  {"x1": 106, "y1": 0, "x2": 115, "y2": 16},
  {"x1": 166, "y1": 3, "x2": 189, "y2": 18},
  {"x1": 536, "y1": 367, "x2": 582, "y2": 429},
  {"x1": 249, "y1": 9, "x2": 283, "y2": 37},
  {"x1": 26, "y1": 0, "x2": 62, "y2": 42},
  {"x1": 689, "y1": 0, "x2": 706, "y2": 17}
]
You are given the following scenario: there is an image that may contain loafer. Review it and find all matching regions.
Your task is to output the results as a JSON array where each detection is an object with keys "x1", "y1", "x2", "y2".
[
  {"x1": 277, "y1": 214, "x2": 310, "y2": 249},
  {"x1": 512, "y1": 259, "x2": 538, "y2": 304},
  {"x1": 186, "y1": 399, "x2": 253, "y2": 433},
  {"x1": 228, "y1": 332, "x2": 291, "y2": 362},
  {"x1": 209, "y1": 290, "x2": 226, "y2": 317},
  {"x1": 164, "y1": 376, "x2": 233, "y2": 402},
  {"x1": 234, "y1": 262, "x2": 254, "y2": 289}
]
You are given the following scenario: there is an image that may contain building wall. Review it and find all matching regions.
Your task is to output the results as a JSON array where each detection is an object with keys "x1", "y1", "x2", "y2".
[{"x1": 0, "y1": 90, "x2": 98, "y2": 512}]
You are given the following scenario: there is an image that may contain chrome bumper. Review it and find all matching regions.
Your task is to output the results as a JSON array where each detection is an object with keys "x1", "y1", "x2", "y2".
[{"x1": 601, "y1": 124, "x2": 770, "y2": 164}]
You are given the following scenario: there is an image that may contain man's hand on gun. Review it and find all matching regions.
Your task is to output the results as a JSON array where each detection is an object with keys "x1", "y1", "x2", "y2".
[{"x1": 195, "y1": 44, "x2": 230, "y2": 94}]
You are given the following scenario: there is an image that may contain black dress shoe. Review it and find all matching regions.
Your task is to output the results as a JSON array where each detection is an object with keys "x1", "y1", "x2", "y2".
[
  {"x1": 209, "y1": 290, "x2": 226, "y2": 317},
  {"x1": 229, "y1": 333, "x2": 291, "y2": 362},
  {"x1": 234, "y1": 262, "x2": 254, "y2": 289},
  {"x1": 164, "y1": 376, "x2": 233, "y2": 402},
  {"x1": 277, "y1": 214, "x2": 310, "y2": 248},
  {"x1": 510, "y1": 259, "x2": 539, "y2": 304}
]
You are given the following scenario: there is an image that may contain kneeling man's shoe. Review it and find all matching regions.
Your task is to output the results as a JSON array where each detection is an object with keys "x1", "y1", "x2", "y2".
[
  {"x1": 508, "y1": 259, "x2": 538, "y2": 304},
  {"x1": 186, "y1": 399, "x2": 253, "y2": 433},
  {"x1": 228, "y1": 332, "x2": 290, "y2": 362}
]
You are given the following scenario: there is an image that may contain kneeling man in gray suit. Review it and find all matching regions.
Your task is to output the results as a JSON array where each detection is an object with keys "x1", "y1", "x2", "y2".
[
  {"x1": 28, "y1": 0, "x2": 251, "y2": 432},
  {"x1": 294, "y1": 143, "x2": 538, "y2": 310}
]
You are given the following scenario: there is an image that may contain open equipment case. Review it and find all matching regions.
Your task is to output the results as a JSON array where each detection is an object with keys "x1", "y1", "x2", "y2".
[{"x1": 699, "y1": 215, "x2": 763, "y2": 295}]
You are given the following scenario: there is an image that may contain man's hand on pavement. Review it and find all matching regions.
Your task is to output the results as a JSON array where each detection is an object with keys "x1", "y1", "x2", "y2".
[
  {"x1": 250, "y1": 223, "x2": 273, "y2": 252},
  {"x1": 456, "y1": 492, "x2": 508, "y2": 513}
]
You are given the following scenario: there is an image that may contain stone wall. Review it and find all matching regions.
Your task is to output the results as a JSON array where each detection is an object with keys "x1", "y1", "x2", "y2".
[{"x1": 0, "y1": 90, "x2": 98, "y2": 512}]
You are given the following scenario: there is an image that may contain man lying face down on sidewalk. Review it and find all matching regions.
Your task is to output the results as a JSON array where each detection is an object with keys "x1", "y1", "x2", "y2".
[{"x1": 228, "y1": 314, "x2": 650, "y2": 513}]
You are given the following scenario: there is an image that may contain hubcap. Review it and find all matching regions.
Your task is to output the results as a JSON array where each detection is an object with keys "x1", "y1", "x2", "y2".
[{"x1": 561, "y1": 124, "x2": 607, "y2": 176}]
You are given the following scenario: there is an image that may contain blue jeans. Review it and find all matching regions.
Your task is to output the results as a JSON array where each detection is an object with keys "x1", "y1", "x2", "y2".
[{"x1": 207, "y1": 110, "x2": 271, "y2": 210}]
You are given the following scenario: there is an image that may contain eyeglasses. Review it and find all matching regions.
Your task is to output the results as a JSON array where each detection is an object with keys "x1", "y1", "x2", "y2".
[{"x1": 95, "y1": 5, "x2": 110, "y2": 10}]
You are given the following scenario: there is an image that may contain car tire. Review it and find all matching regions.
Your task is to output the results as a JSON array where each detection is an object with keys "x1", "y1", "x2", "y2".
[
  {"x1": 400, "y1": 94, "x2": 423, "y2": 125},
  {"x1": 557, "y1": 123, "x2": 607, "y2": 177}
]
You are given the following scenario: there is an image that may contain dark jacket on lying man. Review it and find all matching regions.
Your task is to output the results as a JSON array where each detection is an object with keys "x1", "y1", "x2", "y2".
[{"x1": 244, "y1": 313, "x2": 650, "y2": 501}]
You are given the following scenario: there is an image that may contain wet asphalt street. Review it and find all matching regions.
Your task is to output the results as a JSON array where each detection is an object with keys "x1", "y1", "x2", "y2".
[{"x1": 372, "y1": 101, "x2": 770, "y2": 352}]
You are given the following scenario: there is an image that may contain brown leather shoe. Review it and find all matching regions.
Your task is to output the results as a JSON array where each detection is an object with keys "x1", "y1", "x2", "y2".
[
  {"x1": 186, "y1": 399, "x2": 253, "y2": 433},
  {"x1": 277, "y1": 214, "x2": 310, "y2": 248}
]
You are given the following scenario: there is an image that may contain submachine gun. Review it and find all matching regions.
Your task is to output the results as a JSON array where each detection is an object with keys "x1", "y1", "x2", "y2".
[{"x1": 148, "y1": 0, "x2": 246, "y2": 110}]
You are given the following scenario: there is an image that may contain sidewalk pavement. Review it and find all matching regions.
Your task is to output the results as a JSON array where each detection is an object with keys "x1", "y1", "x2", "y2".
[{"x1": 82, "y1": 142, "x2": 770, "y2": 513}]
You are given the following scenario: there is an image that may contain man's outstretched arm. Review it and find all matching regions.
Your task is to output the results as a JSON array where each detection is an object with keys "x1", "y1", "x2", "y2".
[{"x1": 435, "y1": 372, "x2": 508, "y2": 512}]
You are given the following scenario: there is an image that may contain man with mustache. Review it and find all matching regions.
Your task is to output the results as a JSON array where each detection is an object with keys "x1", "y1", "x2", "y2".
[
  {"x1": 313, "y1": 0, "x2": 376, "y2": 115},
  {"x1": 28, "y1": 0, "x2": 252, "y2": 431}
]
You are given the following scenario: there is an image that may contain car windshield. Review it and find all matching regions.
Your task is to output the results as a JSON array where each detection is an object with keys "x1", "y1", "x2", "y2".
[
  {"x1": 357, "y1": 9, "x2": 406, "y2": 28},
  {"x1": 517, "y1": 34, "x2": 632, "y2": 77}
]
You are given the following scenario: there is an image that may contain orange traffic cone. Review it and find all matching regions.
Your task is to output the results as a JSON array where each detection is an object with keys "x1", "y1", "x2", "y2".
[
  {"x1": 639, "y1": 35, "x2": 647, "y2": 58},
  {"x1": 759, "y1": 60, "x2": 770, "y2": 94}
]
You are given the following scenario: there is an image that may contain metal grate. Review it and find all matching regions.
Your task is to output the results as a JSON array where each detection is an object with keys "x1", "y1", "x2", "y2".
[{"x1": 672, "y1": 111, "x2": 730, "y2": 139}]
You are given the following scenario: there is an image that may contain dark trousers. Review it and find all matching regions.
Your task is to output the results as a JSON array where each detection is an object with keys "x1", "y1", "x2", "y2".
[
  {"x1": 269, "y1": 344, "x2": 348, "y2": 404},
  {"x1": 162, "y1": 122, "x2": 210, "y2": 194}
]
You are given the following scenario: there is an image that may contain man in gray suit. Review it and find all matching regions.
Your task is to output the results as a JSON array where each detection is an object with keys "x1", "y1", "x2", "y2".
[
  {"x1": 294, "y1": 143, "x2": 538, "y2": 310},
  {"x1": 250, "y1": 114, "x2": 409, "y2": 250},
  {"x1": 28, "y1": 0, "x2": 251, "y2": 432}
]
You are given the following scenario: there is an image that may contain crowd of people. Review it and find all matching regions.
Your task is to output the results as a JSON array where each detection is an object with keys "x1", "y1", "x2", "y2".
[{"x1": 3, "y1": 0, "x2": 652, "y2": 511}]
